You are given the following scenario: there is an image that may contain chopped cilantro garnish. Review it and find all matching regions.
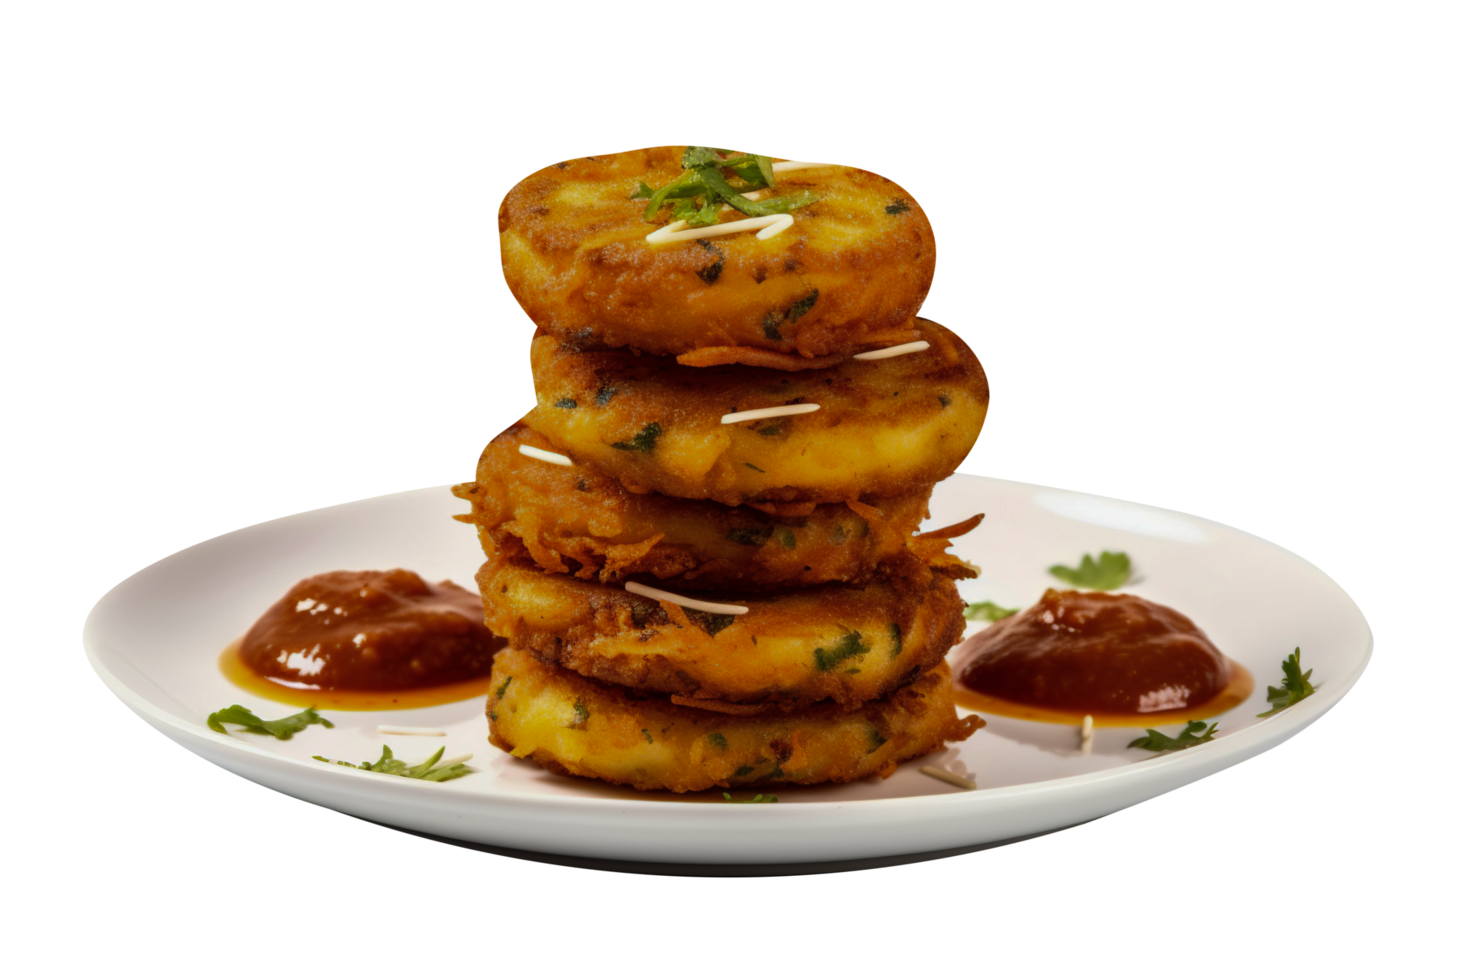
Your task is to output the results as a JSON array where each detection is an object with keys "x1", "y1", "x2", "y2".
[
  {"x1": 888, "y1": 622, "x2": 903, "y2": 658},
  {"x1": 1048, "y1": 551, "x2": 1132, "y2": 590},
  {"x1": 732, "y1": 765, "x2": 755, "y2": 777},
  {"x1": 964, "y1": 600, "x2": 1019, "y2": 623},
  {"x1": 722, "y1": 792, "x2": 778, "y2": 803},
  {"x1": 642, "y1": 728, "x2": 654, "y2": 744},
  {"x1": 311, "y1": 745, "x2": 472, "y2": 782},
  {"x1": 1257, "y1": 647, "x2": 1316, "y2": 717},
  {"x1": 594, "y1": 384, "x2": 617, "y2": 406},
  {"x1": 207, "y1": 704, "x2": 333, "y2": 740},
  {"x1": 885, "y1": 198, "x2": 911, "y2": 215},
  {"x1": 1128, "y1": 720, "x2": 1218, "y2": 752},
  {"x1": 570, "y1": 699, "x2": 591, "y2": 728},
  {"x1": 707, "y1": 733, "x2": 728, "y2": 751},
  {"x1": 611, "y1": 421, "x2": 662, "y2": 453},
  {"x1": 814, "y1": 630, "x2": 870, "y2": 672},
  {"x1": 494, "y1": 675, "x2": 513, "y2": 698},
  {"x1": 553, "y1": 397, "x2": 577, "y2": 409},
  {"x1": 775, "y1": 527, "x2": 796, "y2": 549},
  {"x1": 744, "y1": 462, "x2": 765, "y2": 472},
  {"x1": 640, "y1": 147, "x2": 822, "y2": 229}
]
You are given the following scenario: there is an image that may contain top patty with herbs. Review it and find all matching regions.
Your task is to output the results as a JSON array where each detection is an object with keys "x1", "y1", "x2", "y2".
[{"x1": 500, "y1": 146, "x2": 936, "y2": 364}]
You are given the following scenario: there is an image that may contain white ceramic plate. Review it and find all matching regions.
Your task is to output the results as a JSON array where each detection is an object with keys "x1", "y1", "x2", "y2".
[{"x1": 85, "y1": 475, "x2": 1371, "y2": 870}]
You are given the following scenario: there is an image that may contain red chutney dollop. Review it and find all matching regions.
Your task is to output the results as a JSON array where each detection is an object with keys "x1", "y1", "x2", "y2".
[
  {"x1": 956, "y1": 589, "x2": 1230, "y2": 715},
  {"x1": 239, "y1": 569, "x2": 501, "y2": 691}
]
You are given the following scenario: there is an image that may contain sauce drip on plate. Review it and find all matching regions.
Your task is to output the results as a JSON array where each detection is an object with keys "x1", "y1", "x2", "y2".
[
  {"x1": 953, "y1": 589, "x2": 1251, "y2": 726},
  {"x1": 222, "y1": 569, "x2": 503, "y2": 710}
]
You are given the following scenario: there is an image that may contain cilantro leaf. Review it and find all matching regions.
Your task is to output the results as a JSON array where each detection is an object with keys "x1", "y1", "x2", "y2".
[
  {"x1": 207, "y1": 704, "x2": 334, "y2": 740},
  {"x1": 1257, "y1": 647, "x2": 1316, "y2": 717},
  {"x1": 1048, "y1": 551, "x2": 1132, "y2": 590},
  {"x1": 964, "y1": 600, "x2": 1019, "y2": 623},
  {"x1": 311, "y1": 745, "x2": 473, "y2": 782},
  {"x1": 1128, "y1": 720, "x2": 1218, "y2": 752},
  {"x1": 722, "y1": 792, "x2": 778, "y2": 804}
]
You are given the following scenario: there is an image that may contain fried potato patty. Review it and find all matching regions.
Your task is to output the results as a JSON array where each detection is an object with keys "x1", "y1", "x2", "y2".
[
  {"x1": 487, "y1": 647, "x2": 982, "y2": 793},
  {"x1": 451, "y1": 421, "x2": 971, "y2": 591},
  {"x1": 523, "y1": 317, "x2": 987, "y2": 508},
  {"x1": 476, "y1": 545, "x2": 966, "y2": 710},
  {"x1": 500, "y1": 146, "x2": 936, "y2": 361}
]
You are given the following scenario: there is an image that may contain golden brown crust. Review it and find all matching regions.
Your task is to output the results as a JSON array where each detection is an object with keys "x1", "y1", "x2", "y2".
[
  {"x1": 523, "y1": 317, "x2": 988, "y2": 507},
  {"x1": 475, "y1": 545, "x2": 967, "y2": 710},
  {"x1": 499, "y1": 146, "x2": 935, "y2": 360},
  {"x1": 487, "y1": 647, "x2": 983, "y2": 793},
  {"x1": 453, "y1": 422, "x2": 959, "y2": 591}
]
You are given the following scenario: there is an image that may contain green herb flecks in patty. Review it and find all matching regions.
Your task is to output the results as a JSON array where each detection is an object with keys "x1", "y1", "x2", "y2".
[
  {"x1": 814, "y1": 630, "x2": 870, "y2": 672},
  {"x1": 696, "y1": 238, "x2": 725, "y2": 284},
  {"x1": 687, "y1": 610, "x2": 736, "y2": 637},
  {"x1": 785, "y1": 289, "x2": 819, "y2": 322},
  {"x1": 611, "y1": 422, "x2": 662, "y2": 453},
  {"x1": 727, "y1": 526, "x2": 773, "y2": 547}
]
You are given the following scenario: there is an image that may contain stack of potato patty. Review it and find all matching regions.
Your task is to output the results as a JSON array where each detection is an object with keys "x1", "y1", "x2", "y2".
[{"x1": 455, "y1": 146, "x2": 989, "y2": 793}]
